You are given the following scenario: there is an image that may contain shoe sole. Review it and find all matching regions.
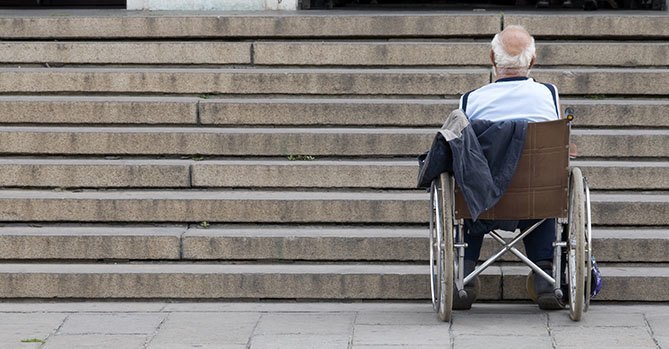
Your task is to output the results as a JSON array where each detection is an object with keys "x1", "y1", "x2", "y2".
[{"x1": 537, "y1": 294, "x2": 565, "y2": 310}]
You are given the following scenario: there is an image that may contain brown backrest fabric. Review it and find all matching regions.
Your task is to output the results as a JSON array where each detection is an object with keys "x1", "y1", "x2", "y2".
[{"x1": 454, "y1": 119, "x2": 570, "y2": 220}]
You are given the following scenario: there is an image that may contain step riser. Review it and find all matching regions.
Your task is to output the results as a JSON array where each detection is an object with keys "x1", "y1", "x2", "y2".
[
  {"x1": 0, "y1": 130, "x2": 664, "y2": 158},
  {"x1": 0, "y1": 163, "x2": 190, "y2": 188},
  {"x1": 505, "y1": 15, "x2": 669, "y2": 38},
  {"x1": 0, "y1": 69, "x2": 489, "y2": 95},
  {"x1": 0, "y1": 229, "x2": 664, "y2": 263},
  {"x1": 0, "y1": 197, "x2": 663, "y2": 225},
  {"x1": 0, "y1": 267, "x2": 662, "y2": 301},
  {"x1": 6, "y1": 42, "x2": 665, "y2": 67},
  {"x1": 0, "y1": 42, "x2": 252, "y2": 65},
  {"x1": 0, "y1": 98, "x2": 198, "y2": 125},
  {"x1": 2, "y1": 69, "x2": 668, "y2": 96},
  {"x1": 254, "y1": 42, "x2": 669, "y2": 67},
  {"x1": 0, "y1": 15, "x2": 501, "y2": 39},
  {"x1": 1, "y1": 99, "x2": 666, "y2": 128}
]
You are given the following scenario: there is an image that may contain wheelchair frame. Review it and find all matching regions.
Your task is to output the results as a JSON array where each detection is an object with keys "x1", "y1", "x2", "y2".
[{"x1": 428, "y1": 118, "x2": 593, "y2": 322}]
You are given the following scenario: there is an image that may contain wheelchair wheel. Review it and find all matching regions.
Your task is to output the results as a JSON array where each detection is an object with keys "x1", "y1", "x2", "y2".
[
  {"x1": 584, "y1": 181, "x2": 594, "y2": 312},
  {"x1": 567, "y1": 167, "x2": 587, "y2": 321},
  {"x1": 429, "y1": 173, "x2": 454, "y2": 322}
]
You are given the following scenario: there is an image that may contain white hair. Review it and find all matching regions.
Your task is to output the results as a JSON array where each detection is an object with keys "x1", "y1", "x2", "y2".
[{"x1": 491, "y1": 25, "x2": 536, "y2": 73}]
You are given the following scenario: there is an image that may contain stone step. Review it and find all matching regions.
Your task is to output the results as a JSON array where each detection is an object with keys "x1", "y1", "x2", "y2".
[
  {"x1": 505, "y1": 14, "x2": 669, "y2": 39},
  {"x1": 0, "y1": 96, "x2": 199, "y2": 125},
  {"x1": 0, "y1": 41, "x2": 252, "y2": 65},
  {"x1": 0, "y1": 190, "x2": 664, "y2": 226},
  {"x1": 0, "y1": 158, "x2": 665, "y2": 190},
  {"x1": 0, "y1": 225, "x2": 664, "y2": 263},
  {"x1": 0, "y1": 12, "x2": 500, "y2": 39},
  {"x1": 0, "y1": 127, "x2": 664, "y2": 158},
  {"x1": 3, "y1": 41, "x2": 666, "y2": 67},
  {"x1": 0, "y1": 68, "x2": 488, "y2": 96},
  {"x1": 0, "y1": 226, "x2": 184, "y2": 260},
  {"x1": 199, "y1": 98, "x2": 669, "y2": 128},
  {"x1": 0, "y1": 159, "x2": 190, "y2": 188},
  {"x1": 3, "y1": 68, "x2": 668, "y2": 97},
  {"x1": 0, "y1": 263, "x2": 663, "y2": 301},
  {"x1": 191, "y1": 159, "x2": 669, "y2": 190},
  {"x1": 254, "y1": 41, "x2": 669, "y2": 67},
  {"x1": 531, "y1": 69, "x2": 669, "y2": 96},
  {"x1": 2, "y1": 97, "x2": 666, "y2": 128},
  {"x1": 182, "y1": 226, "x2": 669, "y2": 263}
]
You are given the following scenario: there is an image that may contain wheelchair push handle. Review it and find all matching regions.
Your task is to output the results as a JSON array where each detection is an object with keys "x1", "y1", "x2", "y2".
[{"x1": 565, "y1": 107, "x2": 575, "y2": 122}]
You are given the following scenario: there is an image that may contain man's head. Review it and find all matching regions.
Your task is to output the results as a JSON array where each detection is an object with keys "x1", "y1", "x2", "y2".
[{"x1": 490, "y1": 25, "x2": 536, "y2": 78}]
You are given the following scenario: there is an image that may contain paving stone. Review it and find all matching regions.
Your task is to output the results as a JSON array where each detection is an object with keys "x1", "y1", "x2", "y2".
[
  {"x1": 42, "y1": 334, "x2": 147, "y2": 349},
  {"x1": 451, "y1": 313, "x2": 548, "y2": 336},
  {"x1": 0, "y1": 42, "x2": 251, "y2": 64},
  {"x1": 249, "y1": 334, "x2": 350, "y2": 349},
  {"x1": 0, "y1": 13, "x2": 500, "y2": 39},
  {"x1": 551, "y1": 326, "x2": 657, "y2": 348},
  {"x1": 453, "y1": 334, "x2": 552, "y2": 349},
  {"x1": 254, "y1": 313, "x2": 354, "y2": 335},
  {"x1": 58, "y1": 313, "x2": 165, "y2": 335},
  {"x1": 355, "y1": 312, "x2": 438, "y2": 326},
  {"x1": 0, "y1": 68, "x2": 488, "y2": 96},
  {"x1": 148, "y1": 312, "x2": 260, "y2": 348},
  {"x1": 0, "y1": 313, "x2": 66, "y2": 346},
  {"x1": 549, "y1": 311, "x2": 647, "y2": 328},
  {"x1": 0, "y1": 303, "x2": 165, "y2": 313},
  {"x1": 352, "y1": 324, "x2": 449, "y2": 346},
  {"x1": 161, "y1": 302, "x2": 434, "y2": 313},
  {"x1": 644, "y1": 313, "x2": 669, "y2": 336},
  {"x1": 0, "y1": 96, "x2": 198, "y2": 125}
]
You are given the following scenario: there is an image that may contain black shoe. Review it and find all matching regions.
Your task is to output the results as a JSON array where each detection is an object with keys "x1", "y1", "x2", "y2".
[
  {"x1": 453, "y1": 260, "x2": 479, "y2": 310},
  {"x1": 533, "y1": 260, "x2": 565, "y2": 310}
]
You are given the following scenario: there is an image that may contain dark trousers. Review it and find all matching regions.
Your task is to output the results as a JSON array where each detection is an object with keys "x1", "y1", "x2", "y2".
[{"x1": 463, "y1": 219, "x2": 556, "y2": 263}]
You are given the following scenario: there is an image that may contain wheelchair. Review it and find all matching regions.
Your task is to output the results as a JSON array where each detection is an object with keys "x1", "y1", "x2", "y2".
[{"x1": 428, "y1": 116, "x2": 593, "y2": 322}]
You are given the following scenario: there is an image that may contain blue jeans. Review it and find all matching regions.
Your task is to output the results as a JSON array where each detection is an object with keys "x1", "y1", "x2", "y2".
[{"x1": 463, "y1": 219, "x2": 556, "y2": 263}]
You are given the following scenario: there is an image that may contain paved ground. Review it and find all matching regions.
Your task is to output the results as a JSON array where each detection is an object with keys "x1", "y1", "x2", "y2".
[{"x1": 0, "y1": 302, "x2": 666, "y2": 348}]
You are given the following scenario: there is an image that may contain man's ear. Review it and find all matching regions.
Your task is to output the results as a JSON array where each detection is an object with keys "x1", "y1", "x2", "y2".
[
  {"x1": 490, "y1": 50, "x2": 496, "y2": 67},
  {"x1": 529, "y1": 56, "x2": 536, "y2": 69}
]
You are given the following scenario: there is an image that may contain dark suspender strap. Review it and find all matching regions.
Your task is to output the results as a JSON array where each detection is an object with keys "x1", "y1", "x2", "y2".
[
  {"x1": 541, "y1": 82, "x2": 560, "y2": 118},
  {"x1": 461, "y1": 90, "x2": 473, "y2": 114}
]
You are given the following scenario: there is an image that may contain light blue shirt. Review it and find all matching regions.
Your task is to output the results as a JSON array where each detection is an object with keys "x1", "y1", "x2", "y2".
[{"x1": 459, "y1": 77, "x2": 560, "y2": 122}]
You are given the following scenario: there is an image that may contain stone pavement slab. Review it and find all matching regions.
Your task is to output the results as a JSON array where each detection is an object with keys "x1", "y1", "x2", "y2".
[
  {"x1": 147, "y1": 312, "x2": 260, "y2": 348},
  {"x1": 58, "y1": 313, "x2": 165, "y2": 335},
  {"x1": 42, "y1": 335, "x2": 146, "y2": 349},
  {"x1": 0, "y1": 302, "x2": 666, "y2": 348}
]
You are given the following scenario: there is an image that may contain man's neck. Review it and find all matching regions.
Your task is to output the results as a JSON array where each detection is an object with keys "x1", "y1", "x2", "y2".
[{"x1": 494, "y1": 67, "x2": 530, "y2": 80}]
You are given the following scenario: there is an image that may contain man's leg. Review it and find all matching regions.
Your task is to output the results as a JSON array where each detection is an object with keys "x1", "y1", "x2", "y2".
[{"x1": 519, "y1": 219, "x2": 563, "y2": 309}]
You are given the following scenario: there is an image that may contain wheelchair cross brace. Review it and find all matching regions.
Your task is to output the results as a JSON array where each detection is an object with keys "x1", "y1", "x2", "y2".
[{"x1": 457, "y1": 218, "x2": 559, "y2": 290}]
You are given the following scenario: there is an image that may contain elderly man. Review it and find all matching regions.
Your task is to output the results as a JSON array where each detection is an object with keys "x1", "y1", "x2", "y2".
[{"x1": 456, "y1": 25, "x2": 563, "y2": 310}]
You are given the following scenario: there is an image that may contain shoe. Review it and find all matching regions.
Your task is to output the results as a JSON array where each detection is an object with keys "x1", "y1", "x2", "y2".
[
  {"x1": 453, "y1": 260, "x2": 480, "y2": 310},
  {"x1": 533, "y1": 260, "x2": 565, "y2": 310}
]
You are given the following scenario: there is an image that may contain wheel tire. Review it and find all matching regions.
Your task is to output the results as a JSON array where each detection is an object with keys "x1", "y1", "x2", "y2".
[
  {"x1": 437, "y1": 173, "x2": 454, "y2": 322},
  {"x1": 567, "y1": 167, "x2": 586, "y2": 321},
  {"x1": 429, "y1": 180, "x2": 440, "y2": 311}
]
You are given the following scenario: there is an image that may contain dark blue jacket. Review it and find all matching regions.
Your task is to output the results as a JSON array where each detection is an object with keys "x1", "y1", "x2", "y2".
[{"x1": 417, "y1": 109, "x2": 527, "y2": 222}]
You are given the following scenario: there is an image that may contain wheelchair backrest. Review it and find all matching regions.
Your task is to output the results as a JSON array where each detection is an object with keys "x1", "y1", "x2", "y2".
[{"x1": 454, "y1": 118, "x2": 570, "y2": 220}]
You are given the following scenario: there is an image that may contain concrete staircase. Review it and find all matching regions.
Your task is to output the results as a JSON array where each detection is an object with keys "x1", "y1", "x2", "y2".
[{"x1": 0, "y1": 10, "x2": 667, "y2": 301}]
